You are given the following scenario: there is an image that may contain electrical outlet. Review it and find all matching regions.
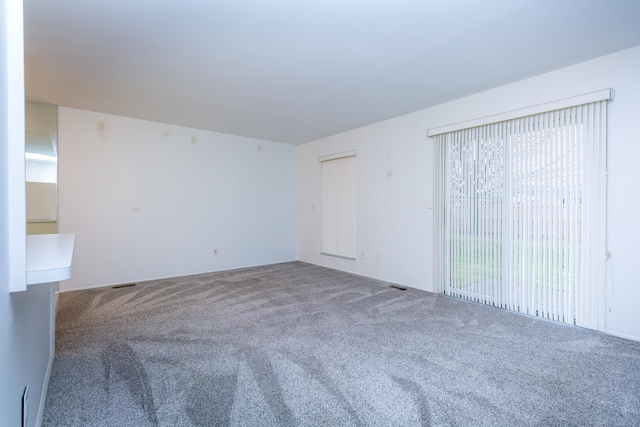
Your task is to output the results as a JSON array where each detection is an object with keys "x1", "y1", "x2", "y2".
[
  {"x1": 22, "y1": 386, "x2": 28, "y2": 427},
  {"x1": 213, "y1": 249, "x2": 219, "y2": 256}
]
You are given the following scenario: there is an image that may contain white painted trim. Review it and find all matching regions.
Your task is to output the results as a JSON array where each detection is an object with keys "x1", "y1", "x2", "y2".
[
  {"x1": 427, "y1": 88, "x2": 614, "y2": 137},
  {"x1": 7, "y1": 0, "x2": 26, "y2": 292},
  {"x1": 298, "y1": 259, "x2": 420, "y2": 291},
  {"x1": 320, "y1": 252, "x2": 356, "y2": 261},
  {"x1": 319, "y1": 150, "x2": 356, "y2": 162},
  {"x1": 57, "y1": 259, "x2": 299, "y2": 292},
  {"x1": 36, "y1": 352, "x2": 54, "y2": 427},
  {"x1": 37, "y1": 283, "x2": 57, "y2": 427},
  {"x1": 603, "y1": 329, "x2": 640, "y2": 343}
]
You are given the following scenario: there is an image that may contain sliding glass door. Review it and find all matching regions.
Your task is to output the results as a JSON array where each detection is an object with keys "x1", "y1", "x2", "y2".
[{"x1": 434, "y1": 101, "x2": 607, "y2": 330}]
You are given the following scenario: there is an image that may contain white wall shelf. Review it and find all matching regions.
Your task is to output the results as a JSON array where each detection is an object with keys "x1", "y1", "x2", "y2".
[{"x1": 25, "y1": 233, "x2": 75, "y2": 287}]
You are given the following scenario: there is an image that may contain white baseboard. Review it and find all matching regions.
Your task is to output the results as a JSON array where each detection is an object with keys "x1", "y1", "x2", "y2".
[
  {"x1": 603, "y1": 329, "x2": 640, "y2": 343},
  {"x1": 36, "y1": 354, "x2": 54, "y2": 427},
  {"x1": 298, "y1": 259, "x2": 425, "y2": 292},
  {"x1": 57, "y1": 259, "x2": 299, "y2": 293}
]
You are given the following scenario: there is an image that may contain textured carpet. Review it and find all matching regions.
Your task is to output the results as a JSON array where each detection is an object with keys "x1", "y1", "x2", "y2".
[{"x1": 44, "y1": 262, "x2": 640, "y2": 426}]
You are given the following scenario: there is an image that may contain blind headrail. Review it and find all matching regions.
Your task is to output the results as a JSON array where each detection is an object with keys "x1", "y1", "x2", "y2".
[{"x1": 427, "y1": 88, "x2": 614, "y2": 137}]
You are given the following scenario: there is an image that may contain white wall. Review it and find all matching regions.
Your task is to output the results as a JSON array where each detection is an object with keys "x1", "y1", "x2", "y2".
[
  {"x1": 26, "y1": 182, "x2": 56, "y2": 221},
  {"x1": 0, "y1": 283, "x2": 56, "y2": 427},
  {"x1": 25, "y1": 159, "x2": 56, "y2": 183},
  {"x1": 298, "y1": 115, "x2": 433, "y2": 289},
  {"x1": 1, "y1": 2, "x2": 56, "y2": 426},
  {"x1": 298, "y1": 45, "x2": 640, "y2": 341},
  {"x1": 58, "y1": 108, "x2": 298, "y2": 291}
]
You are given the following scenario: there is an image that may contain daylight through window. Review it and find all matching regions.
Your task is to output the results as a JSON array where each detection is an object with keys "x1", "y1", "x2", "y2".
[{"x1": 434, "y1": 99, "x2": 608, "y2": 330}]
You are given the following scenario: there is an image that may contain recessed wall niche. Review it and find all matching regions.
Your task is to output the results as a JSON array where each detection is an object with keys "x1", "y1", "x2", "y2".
[{"x1": 25, "y1": 101, "x2": 57, "y2": 235}]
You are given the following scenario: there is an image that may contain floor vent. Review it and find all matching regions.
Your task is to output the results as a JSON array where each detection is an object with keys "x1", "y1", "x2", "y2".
[
  {"x1": 389, "y1": 285, "x2": 408, "y2": 291},
  {"x1": 112, "y1": 283, "x2": 137, "y2": 289}
]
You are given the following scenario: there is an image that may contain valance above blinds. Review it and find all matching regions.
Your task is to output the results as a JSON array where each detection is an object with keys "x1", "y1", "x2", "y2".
[{"x1": 428, "y1": 88, "x2": 613, "y2": 137}]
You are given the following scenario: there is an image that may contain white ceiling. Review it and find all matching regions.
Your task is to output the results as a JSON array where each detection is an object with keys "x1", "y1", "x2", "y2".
[{"x1": 24, "y1": 0, "x2": 640, "y2": 145}]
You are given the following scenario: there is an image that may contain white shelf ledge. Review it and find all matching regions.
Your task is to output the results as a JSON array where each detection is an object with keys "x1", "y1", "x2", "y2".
[{"x1": 26, "y1": 233, "x2": 75, "y2": 286}]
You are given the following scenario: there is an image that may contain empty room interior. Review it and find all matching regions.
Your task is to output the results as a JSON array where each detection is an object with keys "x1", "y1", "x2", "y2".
[{"x1": 3, "y1": 1, "x2": 640, "y2": 426}]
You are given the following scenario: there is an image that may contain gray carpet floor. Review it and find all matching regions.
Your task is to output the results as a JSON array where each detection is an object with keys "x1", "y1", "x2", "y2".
[{"x1": 44, "y1": 261, "x2": 640, "y2": 426}]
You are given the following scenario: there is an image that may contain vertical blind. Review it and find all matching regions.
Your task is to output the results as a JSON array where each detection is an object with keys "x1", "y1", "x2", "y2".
[
  {"x1": 321, "y1": 152, "x2": 356, "y2": 259},
  {"x1": 434, "y1": 100, "x2": 608, "y2": 330}
]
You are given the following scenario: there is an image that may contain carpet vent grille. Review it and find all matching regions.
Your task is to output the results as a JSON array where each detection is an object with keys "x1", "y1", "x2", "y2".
[
  {"x1": 389, "y1": 285, "x2": 407, "y2": 291},
  {"x1": 112, "y1": 283, "x2": 137, "y2": 289}
]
